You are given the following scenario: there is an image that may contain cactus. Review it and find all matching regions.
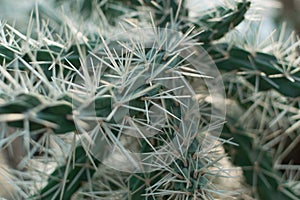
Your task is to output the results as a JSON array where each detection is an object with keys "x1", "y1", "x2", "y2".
[{"x1": 0, "y1": 0, "x2": 299, "y2": 199}]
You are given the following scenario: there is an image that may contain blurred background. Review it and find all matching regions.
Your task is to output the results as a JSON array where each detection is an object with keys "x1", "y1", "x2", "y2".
[{"x1": 278, "y1": 0, "x2": 300, "y2": 34}]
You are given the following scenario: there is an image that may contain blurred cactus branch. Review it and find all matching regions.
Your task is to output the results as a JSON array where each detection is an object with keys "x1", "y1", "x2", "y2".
[
  {"x1": 222, "y1": 119, "x2": 300, "y2": 200},
  {"x1": 205, "y1": 43, "x2": 300, "y2": 98}
]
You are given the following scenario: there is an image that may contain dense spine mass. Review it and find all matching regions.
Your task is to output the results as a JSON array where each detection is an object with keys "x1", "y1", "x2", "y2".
[{"x1": 0, "y1": 0, "x2": 299, "y2": 199}]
